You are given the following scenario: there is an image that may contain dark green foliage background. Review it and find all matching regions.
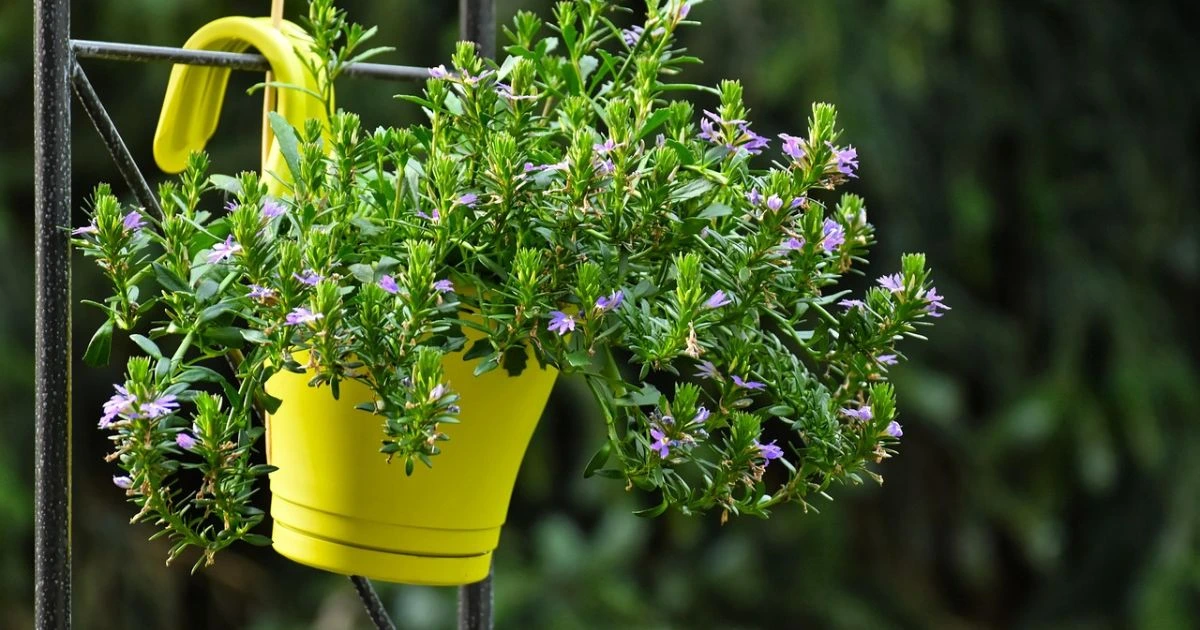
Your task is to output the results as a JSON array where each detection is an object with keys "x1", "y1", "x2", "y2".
[{"x1": 1, "y1": 0, "x2": 1197, "y2": 627}]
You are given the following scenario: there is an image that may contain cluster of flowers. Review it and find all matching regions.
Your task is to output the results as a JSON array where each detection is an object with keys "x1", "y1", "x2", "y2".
[{"x1": 72, "y1": 0, "x2": 944, "y2": 562}]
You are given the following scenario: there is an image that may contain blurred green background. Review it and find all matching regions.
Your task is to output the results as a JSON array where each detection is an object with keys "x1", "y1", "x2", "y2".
[{"x1": 3, "y1": 0, "x2": 1198, "y2": 627}]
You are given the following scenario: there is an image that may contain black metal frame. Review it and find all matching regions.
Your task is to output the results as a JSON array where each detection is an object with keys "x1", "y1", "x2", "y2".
[{"x1": 33, "y1": 1, "x2": 496, "y2": 629}]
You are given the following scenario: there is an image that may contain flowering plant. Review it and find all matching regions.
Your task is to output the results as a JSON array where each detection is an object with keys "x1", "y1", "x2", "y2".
[{"x1": 74, "y1": 0, "x2": 946, "y2": 568}]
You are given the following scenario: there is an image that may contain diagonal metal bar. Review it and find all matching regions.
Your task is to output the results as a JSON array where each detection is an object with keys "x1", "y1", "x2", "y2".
[
  {"x1": 350, "y1": 576, "x2": 398, "y2": 630},
  {"x1": 69, "y1": 60, "x2": 162, "y2": 217},
  {"x1": 71, "y1": 40, "x2": 430, "y2": 81},
  {"x1": 34, "y1": 0, "x2": 73, "y2": 627}
]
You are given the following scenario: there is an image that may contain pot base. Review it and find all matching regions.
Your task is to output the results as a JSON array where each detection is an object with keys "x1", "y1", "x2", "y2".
[{"x1": 272, "y1": 519, "x2": 492, "y2": 586}]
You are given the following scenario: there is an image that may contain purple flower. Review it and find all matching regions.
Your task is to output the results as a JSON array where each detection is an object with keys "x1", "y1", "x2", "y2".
[
  {"x1": 72, "y1": 223, "x2": 98, "y2": 236},
  {"x1": 523, "y1": 160, "x2": 568, "y2": 174},
  {"x1": 224, "y1": 200, "x2": 239, "y2": 213},
  {"x1": 113, "y1": 475, "x2": 133, "y2": 490},
  {"x1": 285, "y1": 307, "x2": 323, "y2": 326},
  {"x1": 746, "y1": 189, "x2": 763, "y2": 206},
  {"x1": 595, "y1": 290, "x2": 624, "y2": 312},
  {"x1": 779, "y1": 133, "x2": 806, "y2": 160},
  {"x1": 140, "y1": 394, "x2": 179, "y2": 419},
  {"x1": 839, "y1": 299, "x2": 865, "y2": 310},
  {"x1": 175, "y1": 432, "x2": 198, "y2": 450},
  {"x1": 249, "y1": 284, "x2": 275, "y2": 300},
  {"x1": 704, "y1": 290, "x2": 732, "y2": 309},
  {"x1": 100, "y1": 384, "x2": 137, "y2": 427},
  {"x1": 885, "y1": 421, "x2": 904, "y2": 438},
  {"x1": 207, "y1": 235, "x2": 242, "y2": 264},
  {"x1": 379, "y1": 275, "x2": 400, "y2": 294},
  {"x1": 924, "y1": 287, "x2": 950, "y2": 318},
  {"x1": 433, "y1": 279, "x2": 454, "y2": 293},
  {"x1": 766, "y1": 195, "x2": 784, "y2": 212},
  {"x1": 878, "y1": 354, "x2": 899, "y2": 366},
  {"x1": 696, "y1": 360, "x2": 721, "y2": 381},
  {"x1": 840, "y1": 405, "x2": 874, "y2": 422},
  {"x1": 123, "y1": 211, "x2": 146, "y2": 232},
  {"x1": 877, "y1": 273, "x2": 904, "y2": 293},
  {"x1": 495, "y1": 82, "x2": 536, "y2": 100},
  {"x1": 827, "y1": 142, "x2": 859, "y2": 177},
  {"x1": 732, "y1": 375, "x2": 765, "y2": 390},
  {"x1": 678, "y1": 2, "x2": 691, "y2": 19},
  {"x1": 649, "y1": 427, "x2": 671, "y2": 459},
  {"x1": 692, "y1": 406, "x2": 711, "y2": 424},
  {"x1": 757, "y1": 440, "x2": 784, "y2": 463},
  {"x1": 548, "y1": 311, "x2": 575, "y2": 335},
  {"x1": 416, "y1": 208, "x2": 441, "y2": 222},
  {"x1": 740, "y1": 127, "x2": 770, "y2": 155},
  {"x1": 781, "y1": 237, "x2": 806, "y2": 251},
  {"x1": 294, "y1": 269, "x2": 322, "y2": 286},
  {"x1": 261, "y1": 199, "x2": 286, "y2": 219},
  {"x1": 821, "y1": 219, "x2": 845, "y2": 253},
  {"x1": 429, "y1": 384, "x2": 446, "y2": 402},
  {"x1": 458, "y1": 193, "x2": 478, "y2": 208},
  {"x1": 622, "y1": 25, "x2": 646, "y2": 47},
  {"x1": 790, "y1": 196, "x2": 806, "y2": 209},
  {"x1": 429, "y1": 65, "x2": 450, "y2": 79},
  {"x1": 594, "y1": 138, "x2": 616, "y2": 154}
]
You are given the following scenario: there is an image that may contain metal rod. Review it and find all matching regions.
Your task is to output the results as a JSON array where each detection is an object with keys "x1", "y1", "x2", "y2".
[
  {"x1": 71, "y1": 39, "x2": 431, "y2": 81},
  {"x1": 457, "y1": 565, "x2": 494, "y2": 630},
  {"x1": 350, "y1": 576, "x2": 397, "y2": 630},
  {"x1": 460, "y1": 0, "x2": 497, "y2": 59},
  {"x1": 34, "y1": 0, "x2": 72, "y2": 626},
  {"x1": 457, "y1": 2, "x2": 495, "y2": 629},
  {"x1": 69, "y1": 61, "x2": 162, "y2": 217}
]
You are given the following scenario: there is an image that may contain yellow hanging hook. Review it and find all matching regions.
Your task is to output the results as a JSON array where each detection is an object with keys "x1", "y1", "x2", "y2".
[{"x1": 153, "y1": 16, "x2": 329, "y2": 193}]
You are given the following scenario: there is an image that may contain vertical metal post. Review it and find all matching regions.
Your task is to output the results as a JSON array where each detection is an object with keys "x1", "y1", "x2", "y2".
[
  {"x1": 34, "y1": 0, "x2": 73, "y2": 627},
  {"x1": 457, "y1": 1, "x2": 494, "y2": 629},
  {"x1": 459, "y1": 0, "x2": 496, "y2": 58}
]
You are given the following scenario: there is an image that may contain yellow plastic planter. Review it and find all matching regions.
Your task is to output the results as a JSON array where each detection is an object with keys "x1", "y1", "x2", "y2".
[{"x1": 265, "y1": 352, "x2": 557, "y2": 585}]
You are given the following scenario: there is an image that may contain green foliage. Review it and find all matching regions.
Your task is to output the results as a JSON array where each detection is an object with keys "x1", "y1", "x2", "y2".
[{"x1": 72, "y1": 0, "x2": 941, "y2": 566}]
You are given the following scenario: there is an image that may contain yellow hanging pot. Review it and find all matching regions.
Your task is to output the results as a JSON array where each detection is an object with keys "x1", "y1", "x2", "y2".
[
  {"x1": 155, "y1": 19, "x2": 558, "y2": 584},
  {"x1": 266, "y1": 340, "x2": 558, "y2": 585}
]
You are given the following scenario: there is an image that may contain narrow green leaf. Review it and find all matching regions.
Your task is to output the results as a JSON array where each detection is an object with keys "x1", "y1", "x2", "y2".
[
  {"x1": 129, "y1": 334, "x2": 163, "y2": 359},
  {"x1": 583, "y1": 441, "x2": 612, "y2": 478},
  {"x1": 267, "y1": 112, "x2": 301, "y2": 179},
  {"x1": 83, "y1": 320, "x2": 114, "y2": 367}
]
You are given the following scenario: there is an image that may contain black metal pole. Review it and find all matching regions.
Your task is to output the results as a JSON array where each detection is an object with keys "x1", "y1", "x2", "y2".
[
  {"x1": 458, "y1": 2, "x2": 495, "y2": 628},
  {"x1": 460, "y1": 0, "x2": 496, "y2": 58},
  {"x1": 350, "y1": 575, "x2": 398, "y2": 630},
  {"x1": 34, "y1": 0, "x2": 72, "y2": 627},
  {"x1": 69, "y1": 61, "x2": 162, "y2": 217}
]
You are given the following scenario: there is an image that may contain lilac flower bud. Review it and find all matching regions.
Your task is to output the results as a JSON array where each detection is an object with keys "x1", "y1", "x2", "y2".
[
  {"x1": 839, "y1": 406, "x2": 873, "y2": 421},
  {"x1": 176, "y1": 432, "x2": 198, "y2": 450},
  {"x1": 123, "y1": 211, "x2": 146, "y2": 232},
  {"x1": 885, "y1": 421, "x2": 903, "y2": 437},
  {"x1": 756, "y1": 440, "x2": 784, "y2": 464},
  {"x1": 113, "y1": 475, "x2": 133, "y2": 489},
  {"x1": 766, "y1": 195, "x2": 784, "y2": 212},
  {"x1": 650, "y1": 427, "x2": 671, "y2": 459},
  {"x1": 433, "y1": 279, "x2": 454, "y2": 293},
  {"x1": 877, "y1": 273, "x2": 904, "y2": 293},
  {"x1": 379, "y1": 275, "x2": 400, "y2": 294},
  {"x1": 732, "y1": 375, "x2": 765, "y2": 390},
  {"x1": 207, "y1": 235, "x2": 242, "y2": 265},
  {"x1": 548, "y1": 311, "x2": 575, "y2": 335},
  {"x1": 704, "y1": 290, "x2": 732, "y2": 309},
  {"x1": 294, "y1": 269, "x2": 322, "y2": 286},
  {"x1": 285, "y1": 307, "x2": 323, "y2": 326}
]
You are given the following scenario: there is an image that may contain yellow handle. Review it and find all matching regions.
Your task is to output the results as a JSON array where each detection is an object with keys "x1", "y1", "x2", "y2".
[{"x1": 153, "y1": 16, "x2": 328, "y2": 192}]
